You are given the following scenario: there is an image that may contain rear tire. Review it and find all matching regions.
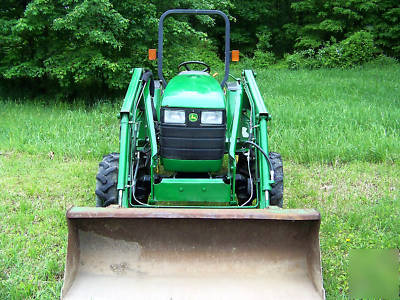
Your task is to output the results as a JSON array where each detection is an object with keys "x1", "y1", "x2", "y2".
[
  {"x1": 95, "y1": 153, "x2": 119, "y2": 207},
  {"x1": 269, "y1": 152, "x2": 284, "y2": 207}
]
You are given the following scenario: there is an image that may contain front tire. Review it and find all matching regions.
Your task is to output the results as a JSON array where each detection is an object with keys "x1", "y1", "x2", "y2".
[
  {"x1": 95, "y1": 153, "x2": 119, "y2": 207},
  {"x1": 269, "y1": 152, "x2": 284, "y2": 207}
]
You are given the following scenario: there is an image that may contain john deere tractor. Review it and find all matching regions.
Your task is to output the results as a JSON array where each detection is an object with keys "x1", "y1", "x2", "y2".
[{"x1": 62, "y1": 9, "x2": 324, "y2": 300}]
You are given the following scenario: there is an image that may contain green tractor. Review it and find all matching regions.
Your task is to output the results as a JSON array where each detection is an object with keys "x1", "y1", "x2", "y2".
[{"x1": 62, "y1": 9, "x2": 324, "y2": 300}]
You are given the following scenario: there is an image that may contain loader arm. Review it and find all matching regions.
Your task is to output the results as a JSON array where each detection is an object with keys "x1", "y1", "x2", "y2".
[
  {"x1": 141, "y1": 77, "x2": 158, "y2": 206},
  {"x1": 242, "y1": 70, "x2": 274, "y2": 207},
  {"x1": 226, "y1": 80, "x2": 244, "y2": 206},
  {"x1": 117, "y1": 68, "x2": 143, "y2": 207},
  {"x1": 117, "y1": 68, "x2": 158, "y2": 208}
]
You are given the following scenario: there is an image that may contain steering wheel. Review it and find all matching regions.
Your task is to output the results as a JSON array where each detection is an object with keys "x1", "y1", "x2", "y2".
[{"x1": 178, "y1": 61, "x2": 211, "y2": 73}]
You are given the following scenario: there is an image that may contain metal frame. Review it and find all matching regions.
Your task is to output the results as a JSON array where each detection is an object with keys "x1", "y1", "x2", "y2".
[
  {"x1": 242, "y1": 70, "x2": 273, "y2": 207},
  {"x1": 117, "y1": 68, "x2": 275, "y2": 208},
  {"x1": 157, "y1": 9, "x2": 231, "y2": 87},
  {"x1": 118, "y1": 68, "x2": 143, "y2": 206}
]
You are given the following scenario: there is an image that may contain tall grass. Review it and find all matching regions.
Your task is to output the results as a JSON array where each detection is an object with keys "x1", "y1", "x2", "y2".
[
  {"x1": 258, "y1": 65, "x2": 400, "y2": 163},
  {"x1": 0, "y1": 100, "x2": 120, "y2": 159},
  {"x1": 1, "y1": 64, "x2": 399, "y2": 163}
]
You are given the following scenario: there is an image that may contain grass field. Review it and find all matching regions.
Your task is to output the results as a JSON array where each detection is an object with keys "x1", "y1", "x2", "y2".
[{"x1": 1, "y1": 63, "x2": 399, "y2": 299}]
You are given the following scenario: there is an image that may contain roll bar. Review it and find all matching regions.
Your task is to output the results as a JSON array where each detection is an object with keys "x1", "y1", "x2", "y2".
[{"x1": 158, "y1": 9, "x2": 231, "y2": 87}]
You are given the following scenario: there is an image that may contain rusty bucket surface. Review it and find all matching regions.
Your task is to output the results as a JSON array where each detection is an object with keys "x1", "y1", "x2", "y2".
[{"x1": 61, "y1": 207, "x2": 324, "y2": 299}]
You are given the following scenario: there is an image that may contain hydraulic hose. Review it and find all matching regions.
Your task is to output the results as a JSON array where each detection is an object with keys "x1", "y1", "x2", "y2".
[{"x1": 243, "y1": 140, "x2": 274, "y2": 182}]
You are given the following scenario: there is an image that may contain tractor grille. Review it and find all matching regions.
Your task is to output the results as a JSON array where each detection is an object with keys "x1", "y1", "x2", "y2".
[{"x1": 160, "y1": 108, "x2": 226, "y2": 160}]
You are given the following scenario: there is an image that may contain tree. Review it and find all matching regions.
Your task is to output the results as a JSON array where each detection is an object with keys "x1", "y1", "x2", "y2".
[
  {"x1": 290, "y1": 0, "x2": 379, "y2": 49},
  {"x1": 373, "y1": 0, "x2": 400, "y2": 58}
]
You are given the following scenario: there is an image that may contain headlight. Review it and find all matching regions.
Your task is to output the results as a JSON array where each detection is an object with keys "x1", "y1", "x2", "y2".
[
  {"x1": 164, "y1": 109, "x2": 185, "y2": 124},
  {"x1": 201, "y1": 111, "x2": 223, "y2": 124}
]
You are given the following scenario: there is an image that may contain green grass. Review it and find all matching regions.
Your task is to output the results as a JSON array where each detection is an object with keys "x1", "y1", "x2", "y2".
[
  {"x1": 0, "y1": 100, "x2": 120, "y2": 159},
  {"x1": 1, "y1": 65, "x2": 399, "y2": 163},
  {"x1": 1, "y1": 64, "x2": 399, "y2": 299},
  {"x1": 260, "y1": 65, "x2": 400, "y2": 163},
  {"x1": 287, "y1": 161, "x2": 400, "y2": 297},
  {"x1": 0, "y1": 153, "x2": 95, "y2": 299}
]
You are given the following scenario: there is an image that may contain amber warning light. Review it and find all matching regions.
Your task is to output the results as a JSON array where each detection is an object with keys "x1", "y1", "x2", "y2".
[
  {"x1": 231, "y1": 50, "x2": 239, "y2": 62},
  {"x1": 148, "y1": 49, "x2": 157, "y2": 60}
]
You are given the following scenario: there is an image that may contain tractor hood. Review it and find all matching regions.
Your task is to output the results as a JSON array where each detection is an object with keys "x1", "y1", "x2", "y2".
[{"x1": 161, "y1": 72, "x2": 225, "y2": 109}]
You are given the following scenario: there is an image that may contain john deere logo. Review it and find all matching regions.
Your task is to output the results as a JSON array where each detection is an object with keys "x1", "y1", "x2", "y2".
[{"x1": 189, "y1": 113, "x2": 198, "y2": 122}]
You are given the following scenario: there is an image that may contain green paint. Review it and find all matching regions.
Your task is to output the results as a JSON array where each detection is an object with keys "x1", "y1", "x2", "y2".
[
  {"x1": 162, "y1": 158, "x2": 222, "y2": 172},
  {"x1": 226, "y1": 85, "x2": 244, "y2": 205},
  {"x1": 242, "y1": 70, "x2": 272, "y2": 208},
  {"x1": 118, "y1": 68, "x2": 143, "y2": 207},
  {"x1": 116, "y1": 66, "x2": 274, "y2": 208},
  {"x1": 158, "y1": 74, "x2": 225, "y2": 176},
  {"x1": 142, "y1": 81, "x2": 159, "y2": 206},
  {"x1": 154, "y1": 87, "x2": 162, "y2": 121},
  {"x1": 153, "y1": 178, "x2": 231, "y2": 205},
  {"x1": 243, "y1": 70, "x2": 269, "y2": 116},
  {"x1": 161, "y1": 73, "x2": 225, "y2": 109}
]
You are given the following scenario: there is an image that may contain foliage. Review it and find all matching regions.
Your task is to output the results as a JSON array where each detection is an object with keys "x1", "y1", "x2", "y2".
[
  {"x1": 286, "y1": 31, "x2": 378, "y2": 70},
  {"x1": 159, "y1": 16, "x2": 226, "y2": 80},
  {"x1": 289, "y1": 0, "x2": 400, "y2": 59},
  {"x1": 289, "y1": 0, "x2": 378, "y2": 49},
  {"x1": 0, "y1": 0, "x2": 399, "y2": 98},
  {"x1": 253, "y1": 51, "x2": 276, "y2": 68},
  {"x1": 251, "y1": 30, "x2": 276, "y2": 68},
  {"x1": 321, "y1": 31, "x2": 377, "y2": 68},
  {"x1": 286, "y1": 49, "x2": 319, "y2": 70},
  {"x1": 365, "y1": 54, "x2": 398, "y2": 67},
  {"x1": 373, "y1": 3, "x2": 400, "y2": 58},
  {"x1": 0, "y1": 0, "x2": 228, "y2": 98}
]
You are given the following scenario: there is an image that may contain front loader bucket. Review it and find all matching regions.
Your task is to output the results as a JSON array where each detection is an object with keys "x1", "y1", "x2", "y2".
[{"x1": 62, "y1": 207, "x2": 324, "y2": 299}]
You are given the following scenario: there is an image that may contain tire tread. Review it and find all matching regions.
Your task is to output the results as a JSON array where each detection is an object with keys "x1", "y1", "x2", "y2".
[
  {"x1": 95, "y1": 153, "x2": 119, "y2": 207},
  {"x1": 269, "y1": 152, "x2": 284, "y2": 207}
]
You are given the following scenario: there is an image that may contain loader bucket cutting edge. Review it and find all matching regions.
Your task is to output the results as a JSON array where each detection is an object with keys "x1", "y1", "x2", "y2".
[{"x1": 62, "y1": 207, "x2": 325, "y2": 299}]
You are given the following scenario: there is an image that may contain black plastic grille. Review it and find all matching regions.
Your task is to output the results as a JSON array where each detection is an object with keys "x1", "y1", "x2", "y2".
[{"x1": 160, "y1": 108, "x2": 226, "y2": 160}]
